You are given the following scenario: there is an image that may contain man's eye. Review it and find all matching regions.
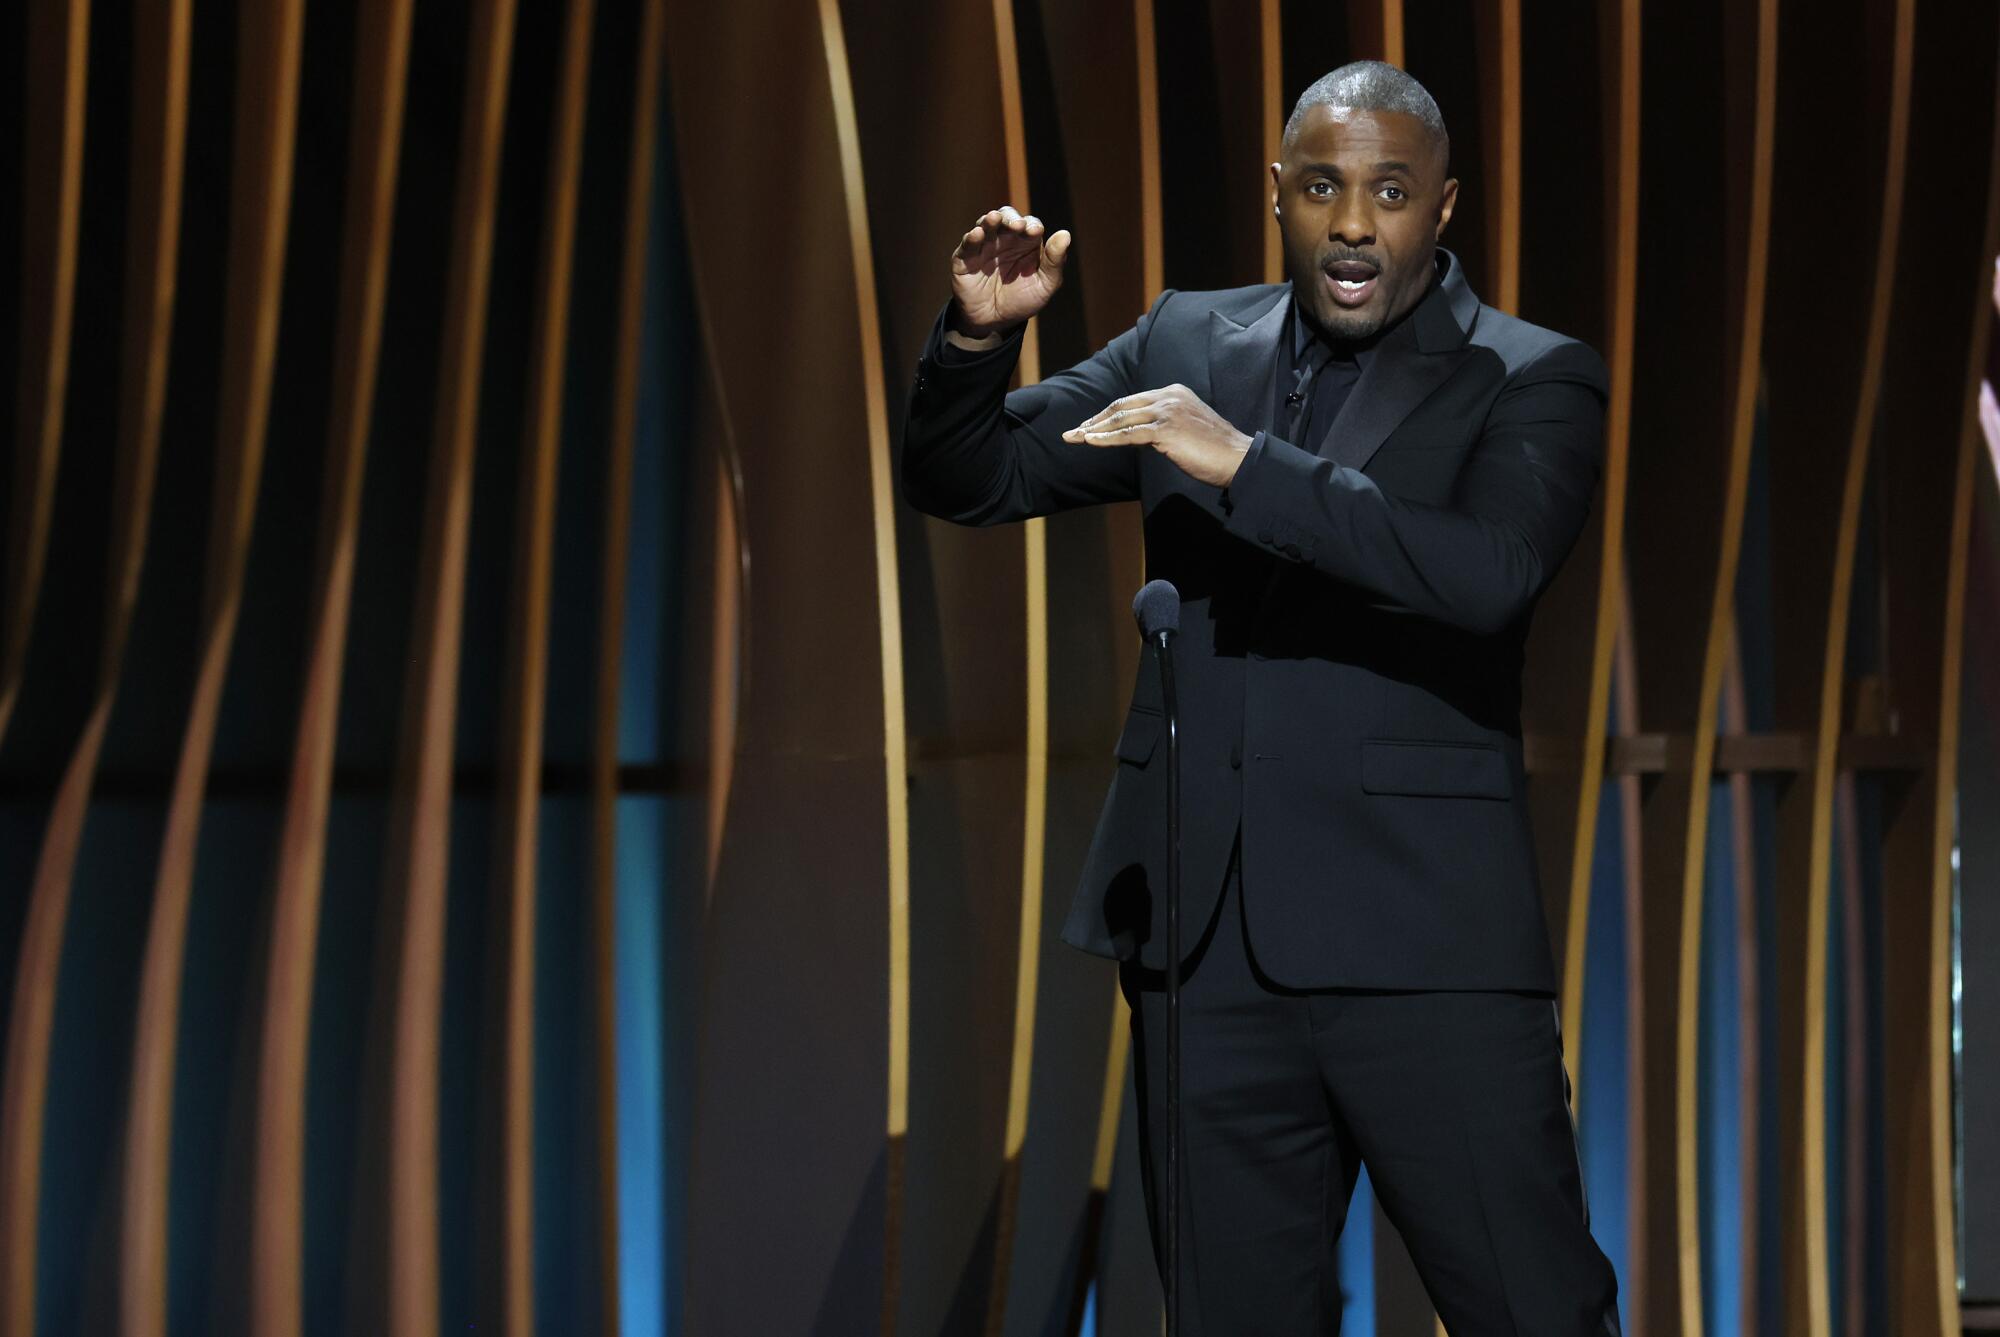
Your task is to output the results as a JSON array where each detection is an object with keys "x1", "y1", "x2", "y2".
[
  {"x1": 1379, "y1": 186, "x2": 1405, "y2": 202},
  {"x1": 1308, "y1": 181, "x2": 1333, "y2": 197}
]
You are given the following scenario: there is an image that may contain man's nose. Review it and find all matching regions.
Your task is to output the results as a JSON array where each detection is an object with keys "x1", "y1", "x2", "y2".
[{"x1": 1329, "y1": 198, "x2": 1373, "y2": 246}]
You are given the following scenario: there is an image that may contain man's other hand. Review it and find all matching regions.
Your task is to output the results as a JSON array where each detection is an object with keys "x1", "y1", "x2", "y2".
[
  {"x1": 1064, "y1": 384, "x2": 1253, "y2": 488},
  {"x1": 948, "y1": 205, "x2": 1071, "y2": 346}
]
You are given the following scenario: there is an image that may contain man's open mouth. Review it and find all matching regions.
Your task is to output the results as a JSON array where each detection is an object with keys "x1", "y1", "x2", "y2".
[{"x1": 1322, "y1": 260, "x2": 1380, "y2": 306}]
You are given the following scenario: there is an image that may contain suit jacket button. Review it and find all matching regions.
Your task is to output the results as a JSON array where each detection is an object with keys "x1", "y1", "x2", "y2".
[
  {"x1": 1281, "y1": 541, "x2": 1302, "y2": 559},
  {"x1": 1257, "y1": 530, "x2": 1274, "y2": 544}
]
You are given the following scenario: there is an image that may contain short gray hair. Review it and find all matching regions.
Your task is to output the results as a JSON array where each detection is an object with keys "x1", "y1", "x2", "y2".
[{"x1": 1284, "y1": 61, "x2": 1449, "y2": 171}]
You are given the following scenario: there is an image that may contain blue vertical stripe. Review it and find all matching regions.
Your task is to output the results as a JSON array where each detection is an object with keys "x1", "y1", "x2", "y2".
[
  {"x1": 1581, "y1": 780, "x2": 1632, "y2": 1332},
  {"x1": 615, "y1": 798, "x2": 669, "y2": 1335},
  {"x1": 1825, "y1": 796, "x2": 1848, "y2": 1335},
  {"x1": 1699, "y1": 777, "x2": 1744, "y2": 1336}
]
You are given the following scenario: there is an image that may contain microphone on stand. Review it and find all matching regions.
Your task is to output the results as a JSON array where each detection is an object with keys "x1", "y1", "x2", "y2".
[{"x1": 1131, "y1": 578, "x2": 1183, "y2": 1336}]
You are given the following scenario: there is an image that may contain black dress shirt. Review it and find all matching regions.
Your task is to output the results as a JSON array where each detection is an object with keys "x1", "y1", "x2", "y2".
[{"x1": 1272, "y1": 299, "x2": 1387, "y2": 454}]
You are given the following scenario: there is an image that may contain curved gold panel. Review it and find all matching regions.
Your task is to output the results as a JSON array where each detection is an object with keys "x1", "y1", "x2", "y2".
[
  {"x1": 2, "y1": 6, "x2": 308, "y2": 1337},
  {"x1": 120, "y1": 0, "x2": 307, "y2": 1316},
  {"x1": 484, "y1": 3, "x2": 595, "y2": 1333},
  {"x1": 102, "y1": 4, "x2": 197, "y2": 1333},
  {"x1": 0, "y1": 1, "x2": 91, "y2": 1308},
  {"x1": 668, "y1": 0, "x2": 907, "y2": 1325},
  {"x1": 0, "y1": 0, "x2": 89, "y2": 749},
  {"x1": 97, "y1": 4, "x2": 196, "y2": 1332},
  {"x1": 841, "y1": 3, "x2": 1032, "y2": 1330},
  {"x1": 380, "y1": 4, "x2": 518, "y2": 1333},
  {"x1": 1621, "y1": 0, "x2": 1777, "y2": 1330},
  {"x1": 246, "y1": 5, "x2": 415, "y2": 1335},
  {"x1": 1760, "y1": 1, "x2": 1913, "y2": 1329},
  {"x1": 1874, "y1": 4, "x2": 2000, "y2": 1331}
]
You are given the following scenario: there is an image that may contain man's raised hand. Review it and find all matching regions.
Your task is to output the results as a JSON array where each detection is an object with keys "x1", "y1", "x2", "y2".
[{"x1": 949, "y1": 206, "x2": 1071, "y2": 342}]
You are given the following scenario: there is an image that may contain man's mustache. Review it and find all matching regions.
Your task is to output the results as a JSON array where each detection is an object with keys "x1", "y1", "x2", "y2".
[{"x1": 1321, "y1": 250, "x2": 1381, "y2": 275}]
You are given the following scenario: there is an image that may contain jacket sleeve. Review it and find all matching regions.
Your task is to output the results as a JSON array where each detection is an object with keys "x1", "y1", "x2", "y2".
[
  {"x1": 897, "y1": 290, "x2": 1175, "y2": 525},
  {"x1": 1216, "y1": 339, "x2": 1607, "y2": 636}
]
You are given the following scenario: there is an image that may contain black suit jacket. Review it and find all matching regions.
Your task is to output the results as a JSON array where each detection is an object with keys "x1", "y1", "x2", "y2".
[{"x1": 899, "y1": 248, "x2": 1606, "y2": 993}]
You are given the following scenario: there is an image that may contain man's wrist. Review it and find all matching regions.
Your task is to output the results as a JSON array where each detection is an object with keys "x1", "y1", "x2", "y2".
[
  {"x1": 944, "y1": 302, "x2": 1021, "y2": 350},
  {"x1": 943, "y1": 327, "x2": 1012, "y2": 352}
]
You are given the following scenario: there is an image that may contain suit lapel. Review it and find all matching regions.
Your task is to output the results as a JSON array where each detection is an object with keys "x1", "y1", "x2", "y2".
[
  {"x1": 1203, "y1": 287, "x2": 1289, "y2": 437},
  {"x1": 1319, "y1": 247, "x2": 1483, "y2": 473},
  {"x1": 1319, "y1": 338, "x2": 1474, "y2": 472}
]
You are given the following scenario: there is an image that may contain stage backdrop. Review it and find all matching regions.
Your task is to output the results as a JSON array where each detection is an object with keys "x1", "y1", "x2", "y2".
[{"x1": 0, "y1": 1, "x2": 1996, "y2": 1336}]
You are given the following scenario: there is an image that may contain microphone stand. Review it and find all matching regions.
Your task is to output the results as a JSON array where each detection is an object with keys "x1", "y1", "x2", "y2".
[{"x1": 1150, "y1": 623, "x2": 1183, "y2": 1337}]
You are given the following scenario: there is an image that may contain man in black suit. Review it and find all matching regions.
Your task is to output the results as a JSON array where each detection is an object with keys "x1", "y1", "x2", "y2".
[{"x1": 900, "y1": 61, "x2": 1621, "y2": 1334}]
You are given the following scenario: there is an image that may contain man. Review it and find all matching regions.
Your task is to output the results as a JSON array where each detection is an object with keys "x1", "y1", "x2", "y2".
[{"x1": 900, "y1": 61, "x2": 1621, "y2": 1334}]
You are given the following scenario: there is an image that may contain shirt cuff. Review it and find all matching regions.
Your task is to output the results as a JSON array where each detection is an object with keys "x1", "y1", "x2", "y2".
[{"x1": 934, "y1": 320, "x2": 1025, "y2": 365}]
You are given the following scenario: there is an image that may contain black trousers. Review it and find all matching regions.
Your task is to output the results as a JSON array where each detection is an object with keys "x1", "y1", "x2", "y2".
[{"x1": 1118, "y1": 837, "x2": 1622, "y2": 1335}]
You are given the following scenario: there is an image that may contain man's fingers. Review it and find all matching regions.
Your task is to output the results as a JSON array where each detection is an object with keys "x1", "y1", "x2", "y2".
[
  {"x1": 957, "y1": 226, "x2": 1026, "y2": 270},
  {"x1": 1043, "y1": 228, "x2": 1073, "y2": 270},
  {"x1": 959, "y1": 208, "x2": 1016, "y2": 249},
  {"x1": 958, "y1": 208, "x2": 1064, "y2": 257},
  {"x1": 1065, "y1": 408, "x2": 1159, "y2": 442},
  {"x1": 1064, "y1": 419, "x2": 1157, "y2": 445},
  {"x1": 1072, "y1": 390, "x2": 1161, "y2": 434}
]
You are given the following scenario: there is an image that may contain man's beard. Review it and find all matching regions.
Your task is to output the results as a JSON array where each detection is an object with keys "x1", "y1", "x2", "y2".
[
  {"x1": 1293, "y1": 273, "x2": 1397, "y2": 345},
  {"x1": 1315, "y1": 301, "x2": 1391, "y2": 342}
]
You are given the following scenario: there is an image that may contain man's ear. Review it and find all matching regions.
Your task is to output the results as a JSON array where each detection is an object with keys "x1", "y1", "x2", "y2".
[
  {"x1": 1435, "y1": 176, "x2": 1459, "y2": 238},
  {"x1": 1269, "y1": 161, "x2": 1283, "y2": 221}
]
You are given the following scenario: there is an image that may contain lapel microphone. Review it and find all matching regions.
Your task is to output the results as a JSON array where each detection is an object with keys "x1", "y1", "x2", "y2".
[{"x1": 1131, "y1": 578, "x2": 1184, "y2": 1336}]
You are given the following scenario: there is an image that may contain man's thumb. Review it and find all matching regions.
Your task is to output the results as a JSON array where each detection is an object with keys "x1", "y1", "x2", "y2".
[{"x1": 1043, "y1": 228, "x2": 1073, "y2": 271}]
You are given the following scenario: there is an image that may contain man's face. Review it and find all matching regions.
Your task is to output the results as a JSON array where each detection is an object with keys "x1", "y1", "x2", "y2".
[{"x1": 1270, "y1": 104, "x2": 1457, "y2": 341}]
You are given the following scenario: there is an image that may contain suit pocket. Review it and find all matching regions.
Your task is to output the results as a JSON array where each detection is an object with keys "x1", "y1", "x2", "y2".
[
  {"x1": 1359, "y1": 738, "x2": 1509, "y2": 799},
  {"x1": 1113, "y1": 707, "x2": 1163, "y2": 765}
]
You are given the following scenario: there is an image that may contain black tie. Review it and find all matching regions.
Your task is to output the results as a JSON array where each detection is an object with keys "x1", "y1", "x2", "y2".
[{"x1": 1287, "y1": 338, "x2": 1332, "y2": 448}]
